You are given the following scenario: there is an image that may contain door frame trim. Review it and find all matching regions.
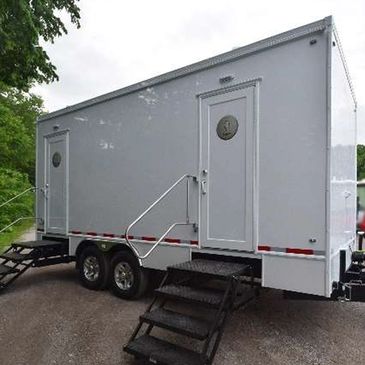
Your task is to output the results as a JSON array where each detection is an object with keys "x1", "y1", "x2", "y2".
[
  {"x1": 197, "y1": 79, "x2": 260, "y2": 252},
  {"x1": 44, "y1": 129, "x2": 70, "y2": 235}
]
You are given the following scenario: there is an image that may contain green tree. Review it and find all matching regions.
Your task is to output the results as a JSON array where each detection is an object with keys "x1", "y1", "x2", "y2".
[
  {"x1": 0, "y1": 83, "x2": 44, "y2": 232},
  {"x1": 358, "y1": 145, "x2": 365, "y2": 181},
  {"x1": 0, "y1": 0, "x2": 81, "y2": 90},
  {"x1": 0, "y1": 82, "x2": 44, "y2": 183}
]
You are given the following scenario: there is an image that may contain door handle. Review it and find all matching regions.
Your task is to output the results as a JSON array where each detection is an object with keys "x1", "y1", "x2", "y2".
[{"x1": 201, "y1": 180, "x2": 207, "y2": 195}]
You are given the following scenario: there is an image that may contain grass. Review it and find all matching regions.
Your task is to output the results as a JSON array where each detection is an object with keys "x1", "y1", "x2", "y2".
[{"x1": 0, "y1": 220, "x2": 34, "y2": 252}]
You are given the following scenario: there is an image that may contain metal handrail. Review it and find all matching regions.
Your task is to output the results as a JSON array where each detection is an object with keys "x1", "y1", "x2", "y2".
[
  {"x1": 0, "y1": 187, "x2": 39, "y2": 237},
  {"x1": 124, "y1": 174, "x2": 195, "y2": 260},
  {"x1": 0, "y1": 187, "x2": 37, "y2": 209},
  {"x1": 0, "y1": 217, "x2": 39, "y2": 234}
]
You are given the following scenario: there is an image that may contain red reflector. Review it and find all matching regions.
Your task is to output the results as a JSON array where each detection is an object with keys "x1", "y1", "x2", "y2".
[
  {"x1": 165, "y1": 238, "x2": 181, "y2": 244},
  {"x1": 86, "y1": 232, "x2": 98, "y2": 236},
  {"x1": 258, "y1": 245, "x2": 271, "y2": 251},
  {"x1": 71, "y1": 230, "x2": 82, "y2": 234},
  {"x1": 142, "y1": 236, "x2": 156, "y2": 242},
  {"x1": 190, "y1": 240, "x2": 198, "y2": 245},
  {"x1": 103, "y1": 233, "x2": 115, "y2": 238},
  {"x1": 286, "y1": 248, "x2": 314, "y2": 255}
]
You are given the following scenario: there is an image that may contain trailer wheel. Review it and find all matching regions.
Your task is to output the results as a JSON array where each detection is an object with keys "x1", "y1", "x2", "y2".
[
  {"x1": 109, "y1": 251, "x2": 148, "y2": 299},
  {"x1": 78, "y1": 246, "x2": 110, "y2": 290}
]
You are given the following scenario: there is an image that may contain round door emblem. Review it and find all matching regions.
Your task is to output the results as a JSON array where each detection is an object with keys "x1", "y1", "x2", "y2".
[
  {"x1": 216, "y1": 115, "x2": 239, "y2": 140},
  {"x1": 52, "y1": 152, "x2": 62, "y2": 168}
]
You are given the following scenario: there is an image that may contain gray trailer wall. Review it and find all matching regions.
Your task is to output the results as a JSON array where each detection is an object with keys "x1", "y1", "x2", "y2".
[
  {"x1": 37, "y1": 20, "x2": 332, "y2": 294},
  {"x1": 328, "y1": 28, "x2": 357, "y2": 295}
]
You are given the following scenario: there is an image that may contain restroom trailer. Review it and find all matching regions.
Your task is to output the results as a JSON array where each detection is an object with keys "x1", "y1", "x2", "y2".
[
  {"x1": 32, "y1": 16, "x2": 359, "y2": 300},
  {"x1": 1, "y1": 15, "x2": 363, "y2": 365},
  {"x1": 1, "y1": 17, "x2": 361, "y2": 308}
]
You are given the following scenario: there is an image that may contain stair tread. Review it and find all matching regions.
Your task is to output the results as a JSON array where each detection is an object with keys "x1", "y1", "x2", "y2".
[
  {"x1": 124, "y1": 334, "x2": 206, "y2": 365},
  {"x1": 156, "y1": 284, "x2": 223, "y2": 308},
  {"x1": 169, "y1": 259, "x2": 250, "y2": 279},
  {"x1": 141, "y1": 308, "x2": 210, "y2": 340},
  {"x1": 0, "y1": 263, "x2": 19, "y2": 275},
  {"x1": 0, "y1": 251, "x2": 32, "y2": 262},
  {"x1": 12, "y1": 240, "x2": 65, "y2": 249}
]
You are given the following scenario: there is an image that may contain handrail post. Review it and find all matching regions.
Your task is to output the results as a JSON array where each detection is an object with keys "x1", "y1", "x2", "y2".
[{"x1": 186, "y1": 177, "x2": 190, "y2": 224}]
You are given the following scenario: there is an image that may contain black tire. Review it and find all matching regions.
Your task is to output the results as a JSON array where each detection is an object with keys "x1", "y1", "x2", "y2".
[
  {"x1": 109, "y1": 251, "x2": 148, "y2": 299},
  {"x1": 78, "y1": 245, "x2": 110, "y2": 290}
]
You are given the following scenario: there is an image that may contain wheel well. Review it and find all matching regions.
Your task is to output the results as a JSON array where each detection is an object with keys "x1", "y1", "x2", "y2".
[
  {"x1": 75, "y1": 240, "x2": 136, "y2": 269},
  {"x1": 75, "y1": 240, "x2": 95, "y2": 269},
  {"x1": 108, "y1": 243, "x2": 135, "y2": 257}
]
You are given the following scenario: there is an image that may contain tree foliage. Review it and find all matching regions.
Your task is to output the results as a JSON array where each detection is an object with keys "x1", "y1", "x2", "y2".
[
  {"x1": 0, "y1": 82, "x2": 44, "y2": 182},
  {"x1": 358, "y1": 145, "x2": 365, "y2": 181},
  {"x1": 0, "y1": 83, "x2": 44, "y2": 232},
  {"x1": 0, "y1": 0, "x2": 81, "y2": 90}
]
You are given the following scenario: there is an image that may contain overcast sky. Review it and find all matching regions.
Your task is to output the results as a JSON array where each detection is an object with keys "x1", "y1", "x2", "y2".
[{"x1": 33, "y1": 0, "x2": 365, "y2": 142}]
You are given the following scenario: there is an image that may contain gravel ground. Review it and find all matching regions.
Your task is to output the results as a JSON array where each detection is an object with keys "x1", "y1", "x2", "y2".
[
  {"x1": 0, "y1": 229, "x2": 364, "y2": 364},
  {"x1": 0, "y1": 262, "x2": 364, "y2": 365}
]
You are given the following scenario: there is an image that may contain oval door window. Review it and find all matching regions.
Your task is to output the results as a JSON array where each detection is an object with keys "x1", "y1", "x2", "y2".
[
  {"x1": 52, "y1": 152, "x2": 62, "y2": 168},
  {"x1": 216, "y1": 115, "x2": 239, "y2": 140}
]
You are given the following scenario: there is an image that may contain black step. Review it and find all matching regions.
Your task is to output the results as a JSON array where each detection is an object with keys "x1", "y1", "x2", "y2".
[
  {"x1": 0, "y1": 251, "x2": 32, "y2": 262},
  {"x1": 0, "y1": 264, "x2": 19, "y2": 275},
  {"x1": 12, "y1": 240, "x2": 65, "y2": 249},
  {"x1": 155, "y1": 284, "x2": 223, "y2": 308},
  {"x1": 169, "y1": 259, "x2": 250, "y2": 279},
  {"x1": 124, "y1": 335, "x2": 206, "y2": 365},
  {"x1": 33, "y1": 256, "x2": 74, "y2": 267},
  {"x1": 141, "y1": 308, "x2": 211, "y2": 340}
]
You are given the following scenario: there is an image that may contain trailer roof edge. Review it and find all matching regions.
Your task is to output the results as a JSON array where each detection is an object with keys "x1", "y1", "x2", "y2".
[
  {"x1": 331, "y1": 23, "x2": 357, "y2": 107},
  {"x1": 38, "y1": 16, "x2": 330, "y2": 123}
]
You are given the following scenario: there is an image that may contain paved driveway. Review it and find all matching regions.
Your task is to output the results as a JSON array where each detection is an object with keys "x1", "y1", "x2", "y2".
[{"x1": 0, "y1": 264, "x2": 364, "y2": 365}]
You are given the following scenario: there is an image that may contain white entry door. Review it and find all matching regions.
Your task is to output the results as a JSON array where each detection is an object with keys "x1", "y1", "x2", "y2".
[
  {"x1": 45, "y1": 131, "x2": 69, "y2": 234},
  {"x1": 199, "y1": 85, "x2": 256, "y2": 251}
]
